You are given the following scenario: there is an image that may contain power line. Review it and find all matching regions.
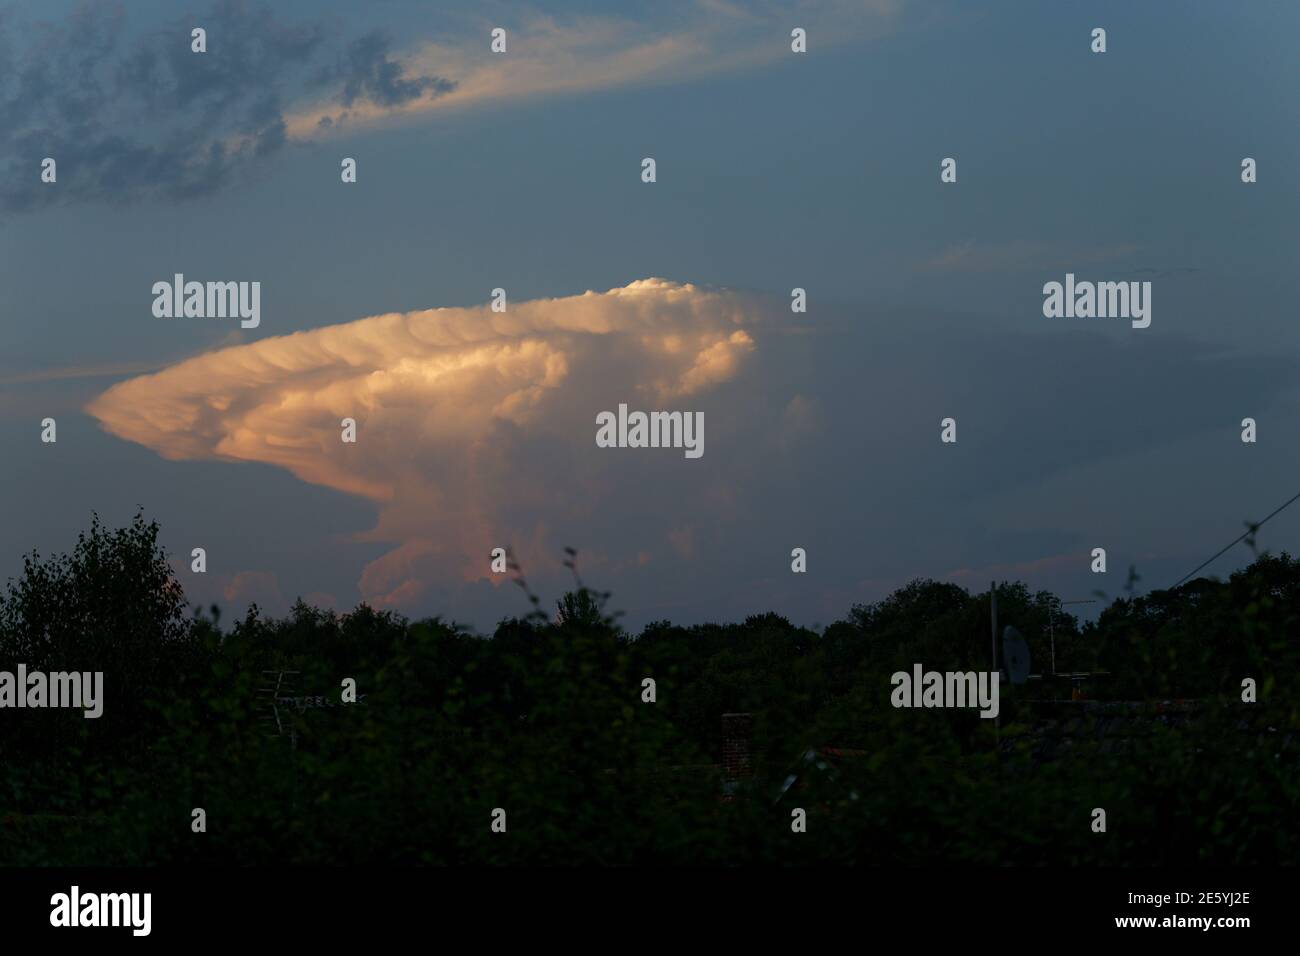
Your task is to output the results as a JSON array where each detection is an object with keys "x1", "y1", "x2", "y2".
[{"x1": 1171, "y1": 488, "x2": 1300, "y2": 588}]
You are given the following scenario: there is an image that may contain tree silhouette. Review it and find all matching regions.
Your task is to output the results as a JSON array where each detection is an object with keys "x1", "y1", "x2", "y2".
[{"x1": 555, "y1": 588, "x2": 603, "y2": 628}]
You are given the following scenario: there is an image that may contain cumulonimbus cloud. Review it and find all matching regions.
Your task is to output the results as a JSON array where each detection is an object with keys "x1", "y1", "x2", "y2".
[{"x1": 86, "y1": 279, "x2": 769, "y2": 607}]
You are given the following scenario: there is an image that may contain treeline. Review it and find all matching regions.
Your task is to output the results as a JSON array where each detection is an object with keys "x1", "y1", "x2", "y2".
[{"x1": 0, "y1": 512, "x2": 1297, "y2": 865}]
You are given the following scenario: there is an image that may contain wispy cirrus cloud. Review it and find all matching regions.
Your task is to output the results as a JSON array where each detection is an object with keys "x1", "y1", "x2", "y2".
[{"x1": 282, "y1": 2, "x2": 903, "y2": 141}]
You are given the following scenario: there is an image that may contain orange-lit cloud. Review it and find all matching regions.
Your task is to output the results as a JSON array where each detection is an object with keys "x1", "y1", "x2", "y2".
[
  {"x1": 87, "y1": 279, "x2": 770, "y2": 609},
  {"x1": 278, "y1": 2, "x2": 903, "y2": 142}
]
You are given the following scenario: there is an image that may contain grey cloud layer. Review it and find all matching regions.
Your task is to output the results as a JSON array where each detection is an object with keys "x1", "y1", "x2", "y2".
[{"x1": 0, "y1": 0, "x2": 454, "y2": 212}]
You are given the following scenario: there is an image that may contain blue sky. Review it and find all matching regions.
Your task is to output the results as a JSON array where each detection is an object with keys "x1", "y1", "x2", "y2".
[{"x1": 3, "y1": 0, "x2": 1300, "y2": 630}]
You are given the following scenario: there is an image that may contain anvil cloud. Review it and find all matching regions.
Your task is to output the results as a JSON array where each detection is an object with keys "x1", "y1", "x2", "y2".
[{"x1": 87, "y1": 279, "x2": 768, "y2": 607}]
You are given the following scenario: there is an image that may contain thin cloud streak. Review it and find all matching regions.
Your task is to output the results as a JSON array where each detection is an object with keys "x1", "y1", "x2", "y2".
[
  {"x1": 279, "y1": 2, "x2": 903, "y2": 141},
  {"x1": 0, "y1": 360, "x2": 169, "y2": 386}
]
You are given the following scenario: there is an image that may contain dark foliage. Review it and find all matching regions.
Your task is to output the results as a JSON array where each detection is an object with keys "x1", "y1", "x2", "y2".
[{"x1": 1, "y1": 514, "x2": 1297, "y2": 864}]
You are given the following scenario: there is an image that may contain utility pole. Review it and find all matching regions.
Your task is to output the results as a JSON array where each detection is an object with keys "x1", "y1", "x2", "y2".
[
  {"x1": 1048, "y1": 602, "x2": 1056, "y2": 675},
  {"x1": 1048, "y1": 598, "x2": 1097, "y2": 676},
  {"x1": 990, "y1": 581, "x2": 998, "y2": 676},
  {"x1": 991, "y1": 581, "x2": 999, "y2": 743}
]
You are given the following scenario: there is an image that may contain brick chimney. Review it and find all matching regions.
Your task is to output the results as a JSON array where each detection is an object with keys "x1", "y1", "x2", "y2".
[{"x1": 721, "y1": 713, "x2": 753, "y2": 784}]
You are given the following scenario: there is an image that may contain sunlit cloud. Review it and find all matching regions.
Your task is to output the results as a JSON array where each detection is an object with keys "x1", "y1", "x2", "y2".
[
  {"x1": 280, "y1": 1, "x2": 903, "y2": 141},
  {"x1": 87, "y1": 279, "x2": 774, "y2": 608}
]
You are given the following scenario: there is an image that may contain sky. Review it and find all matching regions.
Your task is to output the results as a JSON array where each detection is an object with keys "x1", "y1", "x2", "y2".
[{"x1": 3, "y1": 0, "x2": 1300, "y2": 633}]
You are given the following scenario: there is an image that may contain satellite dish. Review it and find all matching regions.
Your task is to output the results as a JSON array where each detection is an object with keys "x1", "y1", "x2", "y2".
[{"x1": 1002, "y1": 625, "x2": 1031, "y2": 685}]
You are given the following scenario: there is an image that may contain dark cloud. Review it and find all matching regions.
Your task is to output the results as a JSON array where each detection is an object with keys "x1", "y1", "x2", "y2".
[
  {"x1": 0, "y1": 0, "x2": 456, "y2": 213},
  {"x1": 333, "y1": 32, "x2": 455, "y2": 108}
]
